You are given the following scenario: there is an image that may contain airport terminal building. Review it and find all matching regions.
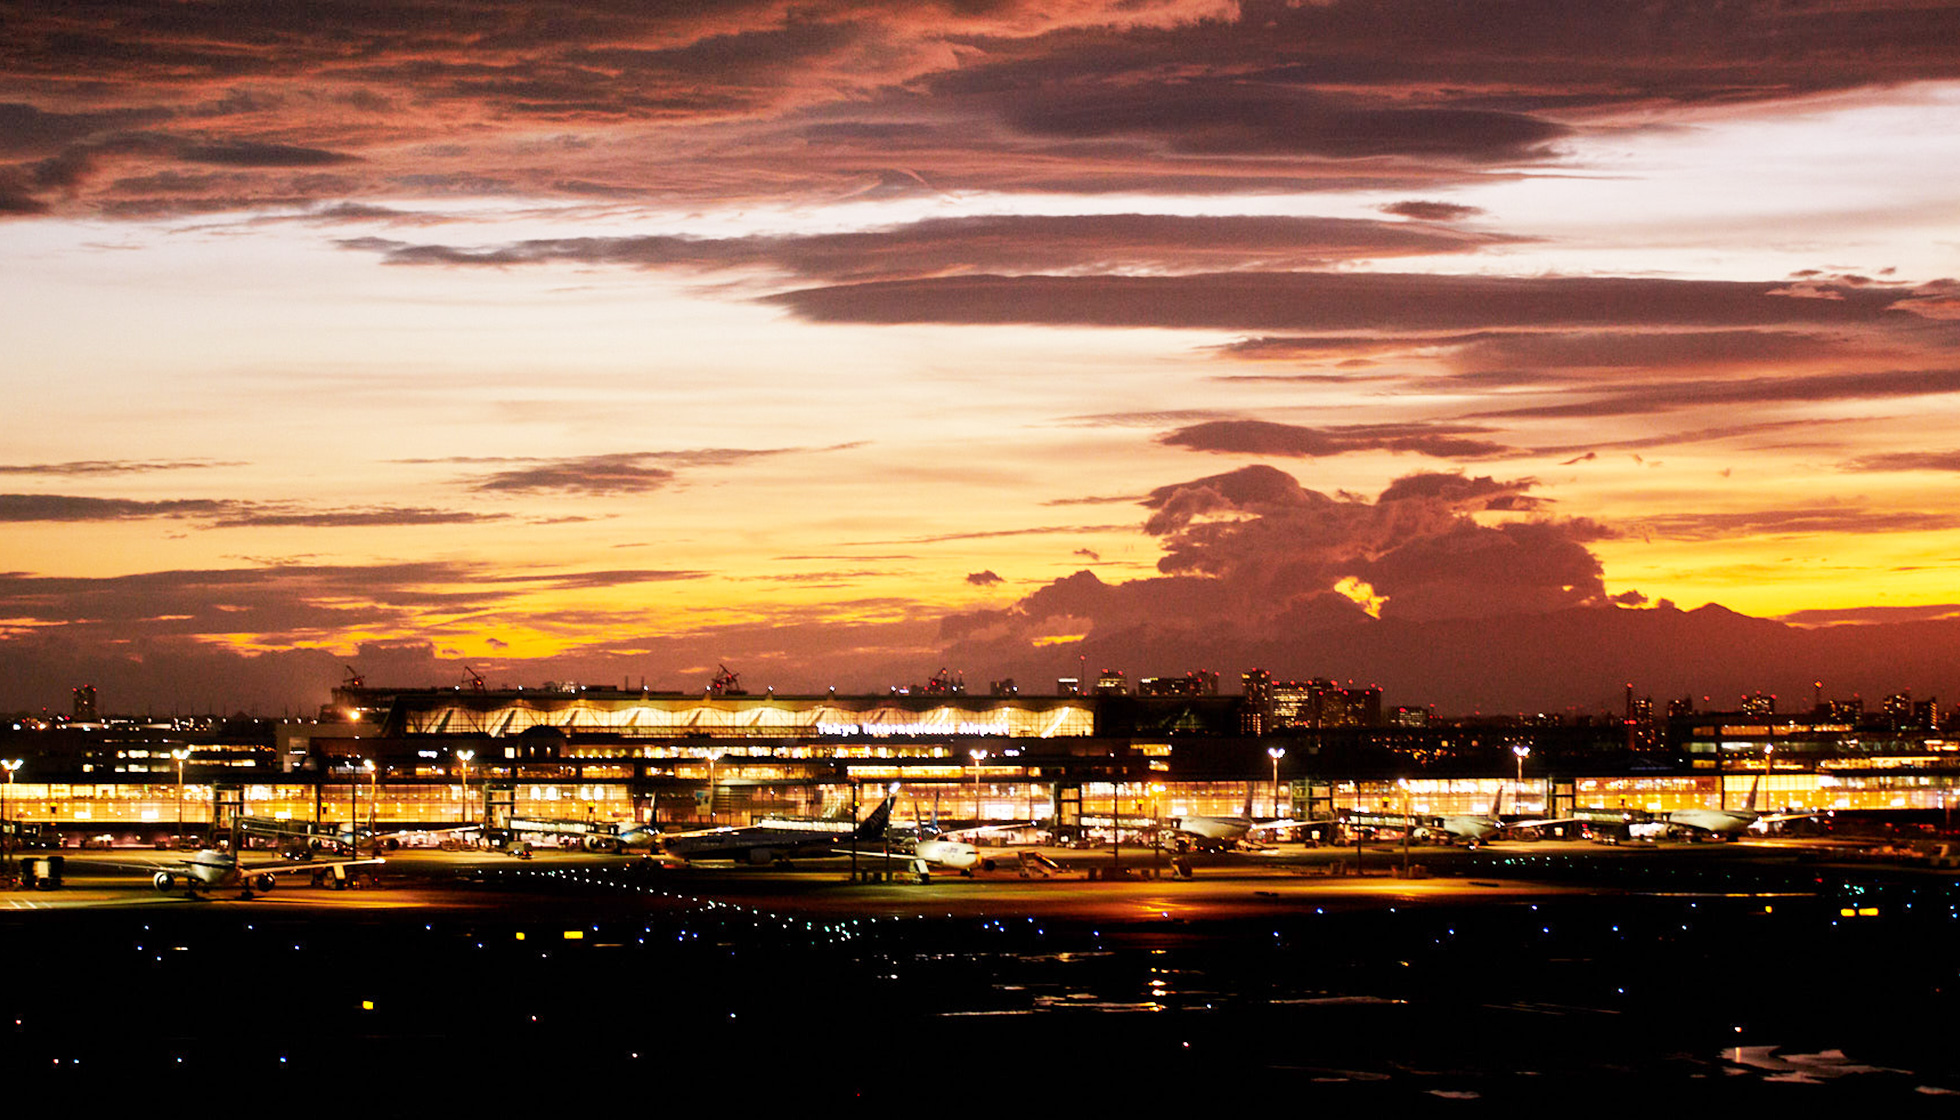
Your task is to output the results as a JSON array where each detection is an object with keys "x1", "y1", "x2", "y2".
[{"x1": 3, "y1": 681, "x2": 1958, "y2": 846}]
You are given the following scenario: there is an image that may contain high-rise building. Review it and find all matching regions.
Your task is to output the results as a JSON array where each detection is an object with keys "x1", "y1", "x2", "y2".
[{"x1": 71, "y1": 685, "x2": 98, "y2": 723}]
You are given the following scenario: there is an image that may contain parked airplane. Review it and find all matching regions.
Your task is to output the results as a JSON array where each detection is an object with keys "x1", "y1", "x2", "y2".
[
  {"x1": 1163, "y1": 791, "x2": 1299, "y2": 848},
  {"x1": 1422, "y1": 787, "x2": 1513, "y2": 846},
  {"x1": 656, "y1": 793, "x2": 899, "y2": 865},
  {"x1": 236, "y1": 815, "x2": 476, "y2": 855},
  {"x1": 1666, "y1": 776, "x2": 1814, "y2": 838},
  {"x1": 145, "y1": 846, "x2": 385, "y2": 897},
  {"x1": 1344, "y1": 788, "x2": 1570, "y2": 848}
]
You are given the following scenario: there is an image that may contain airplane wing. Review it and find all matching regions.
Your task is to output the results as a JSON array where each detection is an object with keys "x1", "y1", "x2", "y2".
[
  {"x1": 1505, "y1": 815, "x2": 1579, "y2": 830},
  {"x1": 930, "y1": 819, "x2": 1041, "y2": 840},
  {"x1": 1753, "y1": 810, "x2": 1820, "y2": 826},
  {"x1": 238, "y1": 855, "x2": 385, "y2": 877}
]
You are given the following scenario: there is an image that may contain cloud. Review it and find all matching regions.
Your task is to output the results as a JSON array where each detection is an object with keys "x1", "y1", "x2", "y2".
[
  {"x1": 178, "y1": 141, "x2": 358, "y2": 168},
  {"x1": 1630, "y1": 506, "x2": 1960, "y2": 541},
  {"x1": 966, "y1": 570, "x2": 1004, "y2": 586},
  {"x1": 1005, "y1": 83, "x2": 1569, "y2": 162},
  {"x1": 1161, "y1": 419, "x2": 1512, "y2": 460},
  {"x1": 1841, "y1": 451, "x2": 1960, "y2": 473},
  {"x1": 1380, "y1": 200, "x2": 1483, "y2": 221},
  {"x1": 941, "y1": 464, "x2": 1611, "y2": 671},
  {"x1": 0, "y1": 494, "x2": 229, "y2": 522},
  {"x1": 469, "y1": 455, "x2": 678, "y2": 496},
  {"x1": 0, "y1": 494, "x2": 516, "y2": 530},
  {"x1": 0, "y1": 459, "x2": 238, "y2": 476},
  {"x1": 1473, "y1": 368, "x2": 1960, "y2": 420},
  {"x1": 459, "y1": 446, "x2": 836, "y2": 495},
  {"x1": 0, "y1": 561, "x2": 710, "y2": 648},
  {"x1": 347, "y1": 213, "x2": 1515, "y2": 282},
  {"x1": 208, "y1": 507, "x2": 511, "y2": 529},
  {"x1": 767, "y1": 271, "x2": 1923, "y2": 332}
]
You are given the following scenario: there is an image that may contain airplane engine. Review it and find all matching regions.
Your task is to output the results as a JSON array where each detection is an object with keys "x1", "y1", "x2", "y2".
[
  {"x1": 152, "y1": 871, "x2": 175, "y2": 892},
  {"x1": 745, "y1": 848, "x2": 774, "y2": 865},
  {"x1": 382, "y1": 838, "x2": 400, "y2": 851},
  {"x1": 252, "y1": 873, "x2": 277, "y2": 892},
  {"x1": 982, "y1": 858, "x2": 997, "y2": 872}
]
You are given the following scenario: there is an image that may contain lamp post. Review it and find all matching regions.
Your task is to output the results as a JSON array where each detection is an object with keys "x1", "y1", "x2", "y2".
[
  {"x1": 1512, "y1": 745, "x2": 1531, "y2": 814},
  {"x1": 968, "y1": 748, "x2": 988, "y2": 822},
  {"x1": 171, "y1": 748, "x2": 191, "y2": 848},
  {"x1": 706, "y1": 753, "x2": 722, "y2": 825},
  {"x1": 1267, "y1": 746, "x2": 1286, "y2": 818},
  {"x1": 455, "y1": 749, "x2": 475, "y2": 837},
  {"x1": 364, "y1": 758, "x2": 378, "y2": 845},
  {"x1": 0, "y1": 759, "x2": 21, "y2": 870},
  {"x1": 1398, "y1": 778, "x2": 1412, "y2": 877}
]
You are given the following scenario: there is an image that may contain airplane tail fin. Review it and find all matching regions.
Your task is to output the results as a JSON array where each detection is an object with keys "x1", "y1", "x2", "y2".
[
  {"x1": 1744, "y1": 774, "x2": 1761, "y2": 812},
  {"x1": 855, "y1": 794, "x2": 898, "y2": 841},
  {"x1": 1490, "y1": 784, "x2": 1504, "y2": 818}
]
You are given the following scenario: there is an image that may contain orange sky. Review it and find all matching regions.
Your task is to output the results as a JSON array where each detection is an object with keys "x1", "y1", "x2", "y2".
[{"x1": 5, "y1": 2, "x2": 1960, "y2": 713}]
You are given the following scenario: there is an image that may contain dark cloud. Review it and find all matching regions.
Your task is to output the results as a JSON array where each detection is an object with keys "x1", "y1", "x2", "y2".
[
  {"x1": 1380, "y1": 200, "x2": 1483, "y2": 221},
  {"x1": 767, "y1": 272, "x2": 1919, "y2": 332},
  {"x1": 1631, "y1": 506, "x2": 1960, "y2": 541},
  {"x1": 469, "y1": 455, "x2": 677, "y2": 496},
  {"x1": 1474, "y1": 368, "x2": 1960, "y2": 420},
  {"x1": 0, "y1": 459, "x2": 237, "y2": 476},
  {"x1": 481, "y1": 569, "x2": 706, "y2": 590},
  {"x1": 460, "y1": 447, "x2": 828, "y2": 495},
  {"x1": 177, "y1": 141, "x2": 357, "y2": 167},
  {"x1": 966, "y1": 570, "x2": 1004, "y2": 586},
  {"x1": 1005, "y1": 83, "x2": 1569, "y2": 162},
  {"x1": 1842, "y1": 451, "x2": 1960, "y2": 473},
  {"x1": 6, "y1": 1, "x2": 1959, "y2": 216},
  {"x1": 0, "y1": 494, "x2": 228, "y2": 522},
  {"x1": 209, "y1": 507, "x2": 511, "y2": 529},
  {"x1": 1161, "y1": 419, "x2": 1512, "y2": 460},
  {"x1": 1446, "y1": 329, "x2": 1852, "y2": 373},
  {"x1": 346, "y1": 213, "x2": 1513, "y2": 282},
  {"x1": 943, "y1": 465, "x2": 1610, "y2": 665},
  {"x1": 1778, "y1": 604, "x2": 1960, "y2": 627},
  {"x1": 0, "y1": 561, "x2": 708, "y2": 647},
  {"x1": 0, "y1": 494, "x2": 516, "y2": 530}
]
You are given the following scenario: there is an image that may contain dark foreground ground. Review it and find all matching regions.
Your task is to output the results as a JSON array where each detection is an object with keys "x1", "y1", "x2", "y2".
[{"x1": 5, "y1": 840, "x2": 1957, "y2": 1109}]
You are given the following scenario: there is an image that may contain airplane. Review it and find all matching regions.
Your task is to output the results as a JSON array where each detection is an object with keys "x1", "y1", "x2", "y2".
[
  {"x1": 145, "y1": 846, "x2": 386, "y2": 897},
  {"x1": 1421, "y1": 786, "x2": 1512, "y2": 847},
  {"x1": 1666, "y1": 776, "x2": 1814, "y2": 839},
  {"x1": 1342, "y1": 788, "x2": 1570, "y2": 848},
  {"x1": 235, "y1": 815, "x2": 478, "y2": 855},
  {"x1": 655, "y1": 792, "x2": 898, "y2": 866},
  {"x1": 1162, "y1": 790, "x2": 1300, "y2": 849}
]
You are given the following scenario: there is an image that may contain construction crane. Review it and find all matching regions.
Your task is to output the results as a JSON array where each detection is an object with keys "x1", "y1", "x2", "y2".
[
  {"x1": 710, "y1": 664, "x2": 747, "y2": 696},
  {"x1": 462, "y1": 665, "x2": 487, "y2": 692}
]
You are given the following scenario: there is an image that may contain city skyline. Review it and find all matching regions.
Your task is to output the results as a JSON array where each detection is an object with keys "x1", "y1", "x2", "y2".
[{"x1": 5, "y1": 2, "x2": 1960, "y2": 715}]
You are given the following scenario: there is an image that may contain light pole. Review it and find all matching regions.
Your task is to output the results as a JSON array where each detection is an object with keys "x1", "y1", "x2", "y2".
[
  {"x1": 1512, "y1": 745, "x2": 1531, "y2": 814},
  {"x1": 1267, "y1": 746, "x2": 1286, "y2": 818},
  {"x1": 171, "y1": 748, "x2": 191, "y2": 848},
  {"x1": 968, "y1": 748, "x2": 988, "y2": 822},
  {"x1": 364, "y1": 759, "x2": 378, "y2": 849},
  {"x1": 706, "y1": 752, "x2": 722, "y2": 825},
  {"x1": 455, "y1": 749, "x2": 475, "y2": 836},
  {"x1": 0, "y1": 759, "x2": 21, "y2": 870},
  {"x1": 1398, "y1": 778, "x2": 1412, "y2": 877}
]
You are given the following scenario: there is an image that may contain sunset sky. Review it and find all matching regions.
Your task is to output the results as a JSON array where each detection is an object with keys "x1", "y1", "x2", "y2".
[{"x1": 5, "y1": 1, "x2": 1960, "y2": 715}]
